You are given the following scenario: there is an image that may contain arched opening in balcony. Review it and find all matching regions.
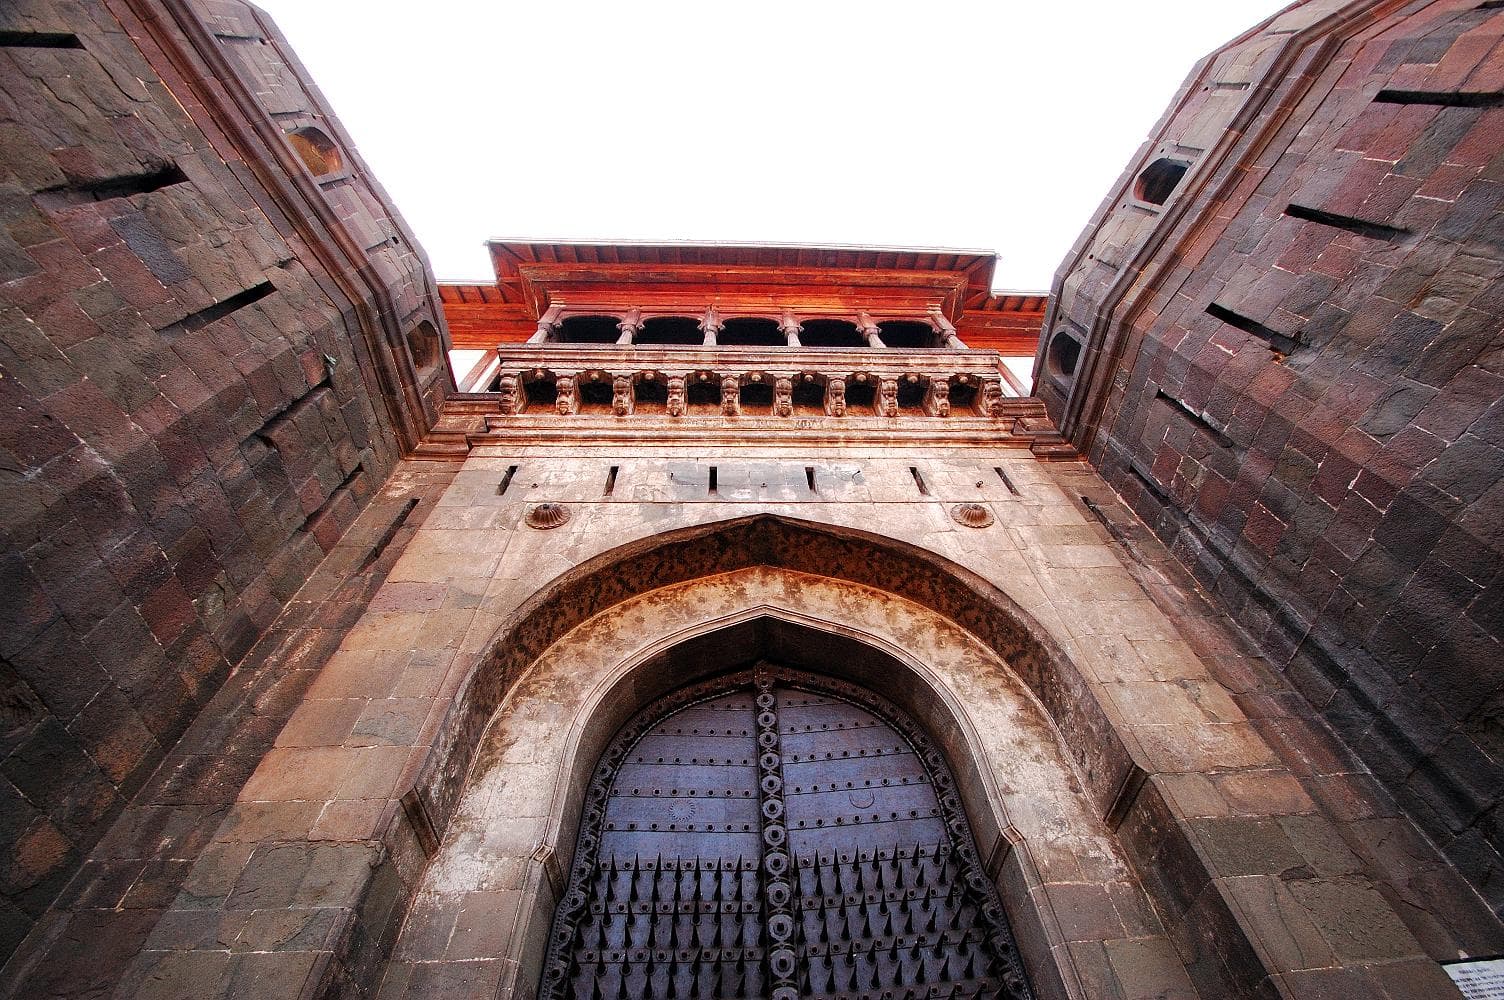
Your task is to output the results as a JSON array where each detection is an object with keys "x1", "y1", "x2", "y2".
[
  {"x1": 719, "y1": 317, "x2": 786, "y2": 347},
  {"x1": 637, "y1": 317, "x2": 703, "y2": 345},
  {"x1": 557, "y1": 315, "x2": 621, "y2": 344},
  {"x1": 879, "y1": 320, "x2": 941, "y2": 349},
  {"x1": 799, "y1": 319, "x2": 865, "y2": 348}
]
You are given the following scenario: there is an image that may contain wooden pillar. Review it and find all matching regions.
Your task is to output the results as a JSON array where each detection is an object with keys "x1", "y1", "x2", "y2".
[
  {"x1": 529, "y1": 301, "x2": 566, "y2": 344},
  {"x1": 701, "y1": 306, "x2": 723, "y2": 346},
  {"x1": 856, "y1": 311, "x2": 885, "y2": 348},
  {"x1": 780, "y1": 309, "x2": 803, "y2": 347},
  {"x1": 616, "y1": 307, "x2": 642, "y2": 346},
  {"x1": 929, "y1": 308, "x2": 967, "y2": 349}
]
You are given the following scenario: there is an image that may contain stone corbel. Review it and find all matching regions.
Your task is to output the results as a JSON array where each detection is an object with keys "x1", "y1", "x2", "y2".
[
  {"x1": 555, "y1": 373, "x2": 579, "y2": 415},
  {"x1": 616, "y1": 307, "x2": 643, "y2": 346},
  {"x1": 612, "y1": 373, "x2": 634, "y2": 416},
  {"x1": 779, "y1": 309, "x2": 803, "y2": 347},
  {"x1": 530, "y1": 301, "x2": 566, "y2": 344},
  {"x1": 876, "y1": 376, "x2": 898, "y2": 417},
  {"x1": 720, "y1": 375, "x2": 740, "y2": 416},
  {"x1": 773, "y1": 375, "x2": 794, "y2": 417},
  {"x1": 923, "y1": 377, "x2": 951, "y2": 417},
  {"x1": 666, "y1": 373, "x2": 687, "y2": 417},
  {"x1": 928, "y1": 307, "x2": 966, "y2": 349},
  {"x1": 824, "y1": 376, "x2": 846, "y2": 417},
  {"x1": 701, "y1": 306, "x2": 724, "y2": 346},
  {"x1": 979, "y1": 377, "x2": 1005, "y2": 418},
  {"x1": 856, "y1": 311, "x2": 885, "y2": 348},
  {"x1": 496, "y1": 373, "x2": 522, "y2": 415}
]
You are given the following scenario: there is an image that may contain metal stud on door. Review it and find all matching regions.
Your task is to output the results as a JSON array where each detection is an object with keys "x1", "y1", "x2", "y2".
[{"x1": 540, "y1": 666, "x2": 1034, "y2": 999}]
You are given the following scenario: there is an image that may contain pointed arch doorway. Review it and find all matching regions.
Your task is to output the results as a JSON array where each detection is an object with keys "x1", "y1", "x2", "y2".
[{"x1": 539, "y1": 662, "x2": 1035, "y2": 1000}]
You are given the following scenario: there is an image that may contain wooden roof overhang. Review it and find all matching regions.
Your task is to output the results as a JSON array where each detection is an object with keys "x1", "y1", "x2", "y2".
[{"x1": 441, "y1": 241, "x2": 1046, "y2": 354}]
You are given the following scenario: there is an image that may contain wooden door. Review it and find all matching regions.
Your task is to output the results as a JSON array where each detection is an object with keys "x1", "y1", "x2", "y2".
[{"x1": 539, "y1": 665, "x2": 1034, "y2": 999}]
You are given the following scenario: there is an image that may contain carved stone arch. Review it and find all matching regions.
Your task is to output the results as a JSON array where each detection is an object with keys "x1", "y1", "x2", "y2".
[
  {"x1": 397, "y1": 568, "x2": 1139, "y2": 1000},
  {"x1": 536, "y1": 605, "x2": 1034, "y2": 898},
  {"x1": 410, "y1": 514, "x2": 1133, "y2": 850}
]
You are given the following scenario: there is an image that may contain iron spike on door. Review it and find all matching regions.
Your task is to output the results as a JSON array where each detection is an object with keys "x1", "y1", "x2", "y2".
[{"x1": 539, "y1": 664, "x2": 1034, "y2": 999}]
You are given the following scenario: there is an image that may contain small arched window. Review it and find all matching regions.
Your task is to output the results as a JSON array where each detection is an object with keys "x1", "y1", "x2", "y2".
[
  {"x1": 1134, "y1": 157, "x2": 1190, "y2": 205},
  {"x1": 407, "y1": 320, "x2": 440, "y2": 376},
  {"x1": 1047, "y1": 330, "x2": 1082, "y2": 378},
  {"x1": 286, "y1": 126, "x2": 342, "y2": 177}
]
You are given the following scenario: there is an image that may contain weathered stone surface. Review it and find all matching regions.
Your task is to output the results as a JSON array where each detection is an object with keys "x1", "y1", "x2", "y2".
[
  {"x1": 0, "y1": 0, "x2": 449, "y2": 971},
  {"x1": 1042, "y1": 0, "x2": 1504, "y2": 925},
  {"x1": 5, "y1": 1, "x2": 1504, "y2": 999}
]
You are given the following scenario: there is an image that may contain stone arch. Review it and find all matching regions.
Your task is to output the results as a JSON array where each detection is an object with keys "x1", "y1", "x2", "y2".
[
  {"x1": 393, "y1": 566, "x2": 1157, "y2": 1000},
  {"x1": 409, "y1": 515, "x2": 1139, "y2": 849}
]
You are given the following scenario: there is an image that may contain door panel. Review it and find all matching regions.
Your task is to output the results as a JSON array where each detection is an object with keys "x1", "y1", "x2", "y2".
[{"x1": 541, "y1": 666, "x2": 1034, "y2": 1000}]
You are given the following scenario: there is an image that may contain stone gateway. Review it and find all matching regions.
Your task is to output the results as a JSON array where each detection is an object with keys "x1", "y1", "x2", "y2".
[{"x1": 1, "y1": 2, "x2": 1502, "y2": 999}]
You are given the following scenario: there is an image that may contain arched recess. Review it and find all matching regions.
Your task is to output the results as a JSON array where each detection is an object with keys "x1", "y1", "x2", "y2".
[
  {"x1": 393, "y1": 568, "x2": 1160, "y2": 1000},
  {"x1": 409, "y1": 516, "x2": 1138, "y2": 849},
  {"x1": 285, "y1": 125, "x2": 342, "y2": 176},
  {"x1": 538, "y1": 662, "x2": 1036, "y2": 1000},
  {"x1": 406, "y1": 320, "x2": 441, "y2": 377}
]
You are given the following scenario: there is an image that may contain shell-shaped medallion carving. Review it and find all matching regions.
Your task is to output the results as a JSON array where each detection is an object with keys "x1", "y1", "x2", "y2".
[
  {"x1": 525, "y1": 502, "x2": 571, "y2": 530},
  {"x1": 950, "y1": 502, "x2": 994, "y2": 528}
]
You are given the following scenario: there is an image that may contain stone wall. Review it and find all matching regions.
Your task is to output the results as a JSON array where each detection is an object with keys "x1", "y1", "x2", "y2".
[
  {"x1": 59, "y1": 441, "x2": 1487, "y2": 1000},
  {"x1": 0, "y1": 0, "x2": 448, "y2": 961},
  {"x1": 1040, "y1": 0, "x2": 1504, "y2": 916}
]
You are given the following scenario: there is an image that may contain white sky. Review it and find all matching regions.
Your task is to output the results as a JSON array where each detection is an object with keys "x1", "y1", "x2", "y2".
[{"x1": 257, "y1": 0, "x2": 1293, "y2": 291}]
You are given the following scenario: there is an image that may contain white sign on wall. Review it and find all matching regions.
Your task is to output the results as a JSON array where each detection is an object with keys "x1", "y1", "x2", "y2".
[{"x1": 1446, "y1": 958, "x2": 1504, "y2": 999}]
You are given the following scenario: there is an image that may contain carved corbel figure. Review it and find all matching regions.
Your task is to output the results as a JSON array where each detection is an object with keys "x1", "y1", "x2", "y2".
[
  {"x1": 825, "y1": 377, "x2": 846, "y2": 417},
  {"x1": 555, "y1": 375, "x2": 579, "y2": 415},
  {"x1": 979, "y1": 378, "x2": 1005, "y2": 418},
  {"x1": 924, "y1": 378, "x2": 951, "y2": 417},
  {"x1": 612, "y1": 374, "x2": 634, "y2": 416},
  {"x1": 773, "y1": 377, "x2": 794, "y2": 417},
  {"x1": 666, "y1": 374, "x2": 686, "y2": 417},
  {"x1": 877, "y1": 377, "x2": 899, "y2": 417},
  {"x1": 496, "y1": 373, "x2": 521, "y2": 415},
  {"x1": 720, "y1": 376, "x2": 740, "y2": 416}
]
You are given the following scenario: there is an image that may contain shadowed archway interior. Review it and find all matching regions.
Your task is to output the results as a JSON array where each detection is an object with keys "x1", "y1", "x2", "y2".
[{"x1": 539, "y1": 663, "x2": 1034, "y2": 1000}]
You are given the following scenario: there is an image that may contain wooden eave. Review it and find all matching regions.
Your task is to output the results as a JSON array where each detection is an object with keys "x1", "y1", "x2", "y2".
[{"x1": 443, "y1": 241, "x2": 1046, "y2": 354}]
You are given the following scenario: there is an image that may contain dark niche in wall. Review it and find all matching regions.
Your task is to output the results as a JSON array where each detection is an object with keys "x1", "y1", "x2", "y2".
[
  {"x1": 286, "y1": 126, "x2": 342, "y2": 176},
  {"x1": 1134, "y1": 157, "x2": 1189, "y2": 205}
]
